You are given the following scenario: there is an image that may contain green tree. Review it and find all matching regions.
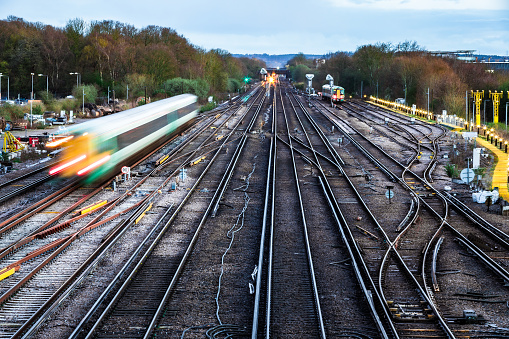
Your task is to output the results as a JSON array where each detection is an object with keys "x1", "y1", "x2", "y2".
[{"x1": 73, "y1": 84, "x2": 98, "y2": 103}]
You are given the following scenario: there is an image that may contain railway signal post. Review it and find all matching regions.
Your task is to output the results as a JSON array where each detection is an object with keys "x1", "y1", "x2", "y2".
[
  {"x1": 489, "y1": 90, "x2": 504, "y2": 124},
  {"x1": 471, "y1": 90, "x2": 484, "y2": 126}
]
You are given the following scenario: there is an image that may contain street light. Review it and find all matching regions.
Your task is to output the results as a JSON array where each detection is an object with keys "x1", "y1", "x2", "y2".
[
  {"x1": 38, "y1": 74, "x2": 48, "y2": 96},
  {"x1": 31, "y1": 72, "x2": 34, "y2": 100},
  {"x1": 69, "y1": 72, "x2": 80, "y2": 88},
  {"x1": 0, "y1": 73, "x2": 2, "y2": 102}
]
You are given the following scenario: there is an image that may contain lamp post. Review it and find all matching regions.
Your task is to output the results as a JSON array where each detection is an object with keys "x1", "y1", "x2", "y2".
[
  {"x1": 31, "y1": 72, "x2": 34, "y2": 100},
  {"x1": 6, "y1": 76, "x2": 9, "y2": 101},
  {"x1": 69, "y1": 72, "x2": 80, "y2": 88},
  {"x1": 38, "y1": 74, "x2": 48, "y2": 96}
]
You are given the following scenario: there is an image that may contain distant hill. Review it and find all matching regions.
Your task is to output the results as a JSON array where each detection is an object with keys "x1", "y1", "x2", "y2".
[
  {"x1": 234, "y1": 52, "x2": 508, "y2": 69},
  {"x1": 233, "y1": 53, "x2": 325, "y2": 68}
]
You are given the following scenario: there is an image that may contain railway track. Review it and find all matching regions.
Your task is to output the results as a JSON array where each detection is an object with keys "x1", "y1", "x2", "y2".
[
  {"x1": 0, "y1": 91, "x2": 260, "y2": 338},
  {"x1": 63, "y1": 88, "x2": 267, "y2": 338},
  {"x1": 0, "y1": 81, "x2": 508, "y2": 338}
]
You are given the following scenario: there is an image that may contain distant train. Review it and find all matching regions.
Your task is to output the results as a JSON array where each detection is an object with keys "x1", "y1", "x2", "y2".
[
  {"x1": 47, "y1": 94, "x2": 198, "y2": 183},
  {"x1": 321, "y1": 84, "x2": 345, "y2": 105}
]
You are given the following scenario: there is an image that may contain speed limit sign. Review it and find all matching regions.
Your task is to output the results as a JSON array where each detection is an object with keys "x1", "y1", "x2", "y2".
[{"x1": 121, "y1": 166, "x2": 130, "y2": 174}]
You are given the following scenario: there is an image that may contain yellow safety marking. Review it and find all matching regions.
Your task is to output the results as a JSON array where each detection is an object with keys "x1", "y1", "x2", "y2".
[
  {"x1": 135, "y1": 203, "x2": 153, "y2": 224},
  {"x1": 157, "y1": 154, "x2": 169, "y2": 165},
  {"x1": 0, "y1": 267, "x2": 18, "y2": 282},
  {"x1": 190, "y1": 156, "x2": 206, "y2": 166},
  {"x1": 79, "y1": 200, "x2": 108, "y2": 215}
]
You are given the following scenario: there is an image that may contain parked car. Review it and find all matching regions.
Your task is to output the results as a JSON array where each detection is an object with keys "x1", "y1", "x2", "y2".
[{"x1": 53, "y1": 116, "x2": 67, "y2": 125}]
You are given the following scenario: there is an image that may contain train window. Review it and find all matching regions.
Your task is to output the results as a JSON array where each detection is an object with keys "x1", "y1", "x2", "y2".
[
  {"x1": 97, "y1": 137, "x2": 118, "y2": 154},
  {"x1": 177, "y1": 102, "x2": 199, "y2": 118},
  {"x1": 117, "y1": 115, "x2": 167, "y2": 150}
]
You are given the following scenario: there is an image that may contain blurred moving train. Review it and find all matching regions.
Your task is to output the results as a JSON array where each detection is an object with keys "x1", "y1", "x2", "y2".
[
  {"x1": 321, "y1": 84, "x2": 345, "y2": 105},
  {"x1": 47, "y1": 94, "x2": 198, "y2": 183}
]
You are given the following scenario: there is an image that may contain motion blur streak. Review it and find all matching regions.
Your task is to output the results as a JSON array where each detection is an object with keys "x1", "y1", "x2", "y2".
[
  {"x1": 49, "y1": 155, "x2": 87, "y2": 175},
  {"x1": 46, "y1": 136, "x2": 74, "y2": 148},
  {"x1": 77, "y1": 155, "x2": 111, "y2": 176}
]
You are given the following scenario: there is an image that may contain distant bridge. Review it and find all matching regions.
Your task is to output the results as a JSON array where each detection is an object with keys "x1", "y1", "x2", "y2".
[{"x1": 265, "y1": 68, "x2": 291, "y2": 78}]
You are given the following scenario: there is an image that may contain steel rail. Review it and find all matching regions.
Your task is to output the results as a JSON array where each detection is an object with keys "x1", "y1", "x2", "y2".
[
  {"x1": 15, "y1": 195, "x2": 157, "y2": 338},
  {"x1": 265, "y1": 86, "x2": 276, "y2": 339},
  {"x1": 431, "y1": 237, "x2": 444, "y2": 292},
  {"x1": 287, "y1": 91, "x2": 398, "y2": 338},
  {"x1": 211, "y1": 93, "x2": 266, "y2": 217},
  {"x1": 0, "y1": 177, "x2": 81, "y2": 234},
  {"x1": 288, "y1": 91, "x2": 395, "y2": 338},
  {"x1": 444, "y1": 191, "x2": 509, "y2": 245},
  {"x1": 0, "y1": 161, "x2": 54, "y2": 190},
  {"x1": 273, "y1": 86, "x2": 327, "y2": 338},
  {"x1": 340, "y1": 100, "x2": 509, "y2": 315},
  {"x1": 71, "y1": 84, "x2": 263, "y2": 338},
  {"x1": 250, "y1": 136, "x2": 274, "y2": 338},
  {"x1": 311, "y1": 97, "x2": 456, "y2": 338},
  {"x1": 313, "y1": 100, "x2": 399, "y2": 182},
  {"x1": 318, "y1": 176, "x2": 393, "y2": 339},
  {"x1": 4, "y1": 90, "x2": 261, "y2": 337},
  {"x1": 291, "y1": 95, "x2": 345, "y2": 166},
  {"x1": 142, "y1": 89, "x2": 265, "y2": 339}
]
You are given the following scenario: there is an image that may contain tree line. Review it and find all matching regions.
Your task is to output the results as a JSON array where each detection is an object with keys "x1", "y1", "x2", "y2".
[
  {"x1": 0, "y1": 16, "x2": 266, "y2": 104},
  {"x1": 288, "y1": 42, "x2": 509, "y2": 120}
]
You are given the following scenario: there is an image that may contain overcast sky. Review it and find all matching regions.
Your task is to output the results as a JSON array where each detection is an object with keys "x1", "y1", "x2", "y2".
[{"x1": 2, "y1": 0, "x2": 508, "y2": 56}]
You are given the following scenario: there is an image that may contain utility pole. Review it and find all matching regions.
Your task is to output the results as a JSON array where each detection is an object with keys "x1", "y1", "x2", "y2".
[
  {"x1": 31, "y1": 72, "x2": 34, "y2": 100},
  {"x1": 404, "y1": 83, "x2": 407, "y2": 105},
  {"x1": 427, "y1": 87, "x2": 430, "y2": 118},
  {"x1": 465, "y1": 90, "x2": 468, "y2": 129},
  {"x1": 38, "y1": 74, "x2": 48, "y2": 96}
]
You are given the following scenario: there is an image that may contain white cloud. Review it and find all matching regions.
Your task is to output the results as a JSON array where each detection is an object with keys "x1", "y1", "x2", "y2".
[{"x1": 325, "y1": 0, "x2": 507, "y2": 10}]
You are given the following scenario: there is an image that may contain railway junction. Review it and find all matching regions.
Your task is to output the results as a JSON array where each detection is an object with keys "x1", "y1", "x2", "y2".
[{"x1": 0, "y1": 80, "x2": 508, "y2": 338}]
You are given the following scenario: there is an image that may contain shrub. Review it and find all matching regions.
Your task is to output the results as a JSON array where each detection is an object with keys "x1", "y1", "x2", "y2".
[
  {"x1": 0, "y1": 103, "x2": 25, "y2": 120},
  {"x1": 200, "y1": 101, "x2": 216, "y2": 113},
  {"x1": 61, "y1": 98, "x2": 78, "y2": 111},
  {"x1": 445, "y1": 163, "x2": 459, "y2": 178}
]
